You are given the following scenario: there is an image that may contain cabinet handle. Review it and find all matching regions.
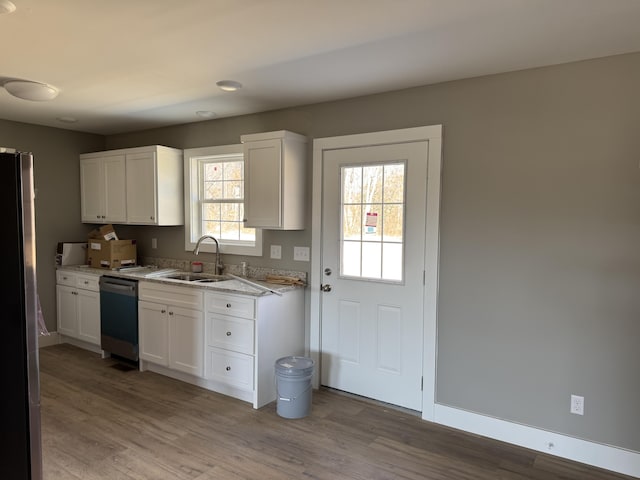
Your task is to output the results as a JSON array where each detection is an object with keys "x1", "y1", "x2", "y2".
[
  {"x1": 84, "y1": 281, "x2": 89, "y2": 285},
  {"x1": 226, "y1": 366, "x2": 231, "y2": 371},
  {"x1": 161, "y1": 309, "x2": 166, "y2": 313},
  {"x1": 169, "y1": 311, "x2": 174, "y2": 315},
  {"x1": 226, "y1": 303, "x2": 231, "y2": 308},
  {"x1": 226, "y1": 331, "x2": 232, "y2": 336}
]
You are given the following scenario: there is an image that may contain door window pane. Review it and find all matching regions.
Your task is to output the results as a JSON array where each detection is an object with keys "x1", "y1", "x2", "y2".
[
  {"x1": 382, "y1": 243, "x2": 403, "y2": 281},
  {"x1": 343, "y1": 204, "x2": 362, "y2": 241},
  {"x1": 342, "y1": 241, "x2": 361, "y2": 277},
  {"x1": 340, "y1": 161, "x2": 405, "y2": 282},
  {"x1": 361, "y1": 242, "x2": 382, "y2": 278}
]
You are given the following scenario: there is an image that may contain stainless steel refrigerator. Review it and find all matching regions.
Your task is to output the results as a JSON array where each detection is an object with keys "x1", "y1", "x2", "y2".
[{"x1": 0, "y1": 149, "x2": 43, "y2": 479}]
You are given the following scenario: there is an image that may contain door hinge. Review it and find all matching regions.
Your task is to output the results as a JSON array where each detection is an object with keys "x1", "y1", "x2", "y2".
[
  {"x1": 421, "y1": 376, "x2": 424, "y2": 391},
  {"x1": 423, "y1": 270, "x2": 426, "y2": 286}
]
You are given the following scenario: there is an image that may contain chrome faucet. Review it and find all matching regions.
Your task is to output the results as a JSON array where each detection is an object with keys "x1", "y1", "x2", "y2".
[{"x1": 193, "y1": 235, "x2": 224, "y2": 275}]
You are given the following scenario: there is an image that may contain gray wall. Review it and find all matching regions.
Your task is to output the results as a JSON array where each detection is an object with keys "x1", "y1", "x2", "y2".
[
  {"x1": 3, "y1": 51, "x2": 639, "y2": 453},
  {"x1": 0, "y1": 120, "x2": 104, "y2": 334},
  {"x1": 108, "y1": 52, "x2": 640, "y2": 452}
]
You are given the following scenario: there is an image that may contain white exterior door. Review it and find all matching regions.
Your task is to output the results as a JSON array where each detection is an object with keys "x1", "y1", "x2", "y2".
[
  {"x1": 311, "y1": 126, "x2": 442, "y2": 417},
  {"x1": 320, "y1": 142, "x2": 428, "y2": 410}
]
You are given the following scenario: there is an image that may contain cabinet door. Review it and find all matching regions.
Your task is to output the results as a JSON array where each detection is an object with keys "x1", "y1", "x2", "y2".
[
  {"x1": 76, "y1": 289, "x2": 100, "y2": 345},
  {"x1": 169, "y1": 306, "x2": 204, "y2": 377},
  {"x1": 103, "y1": 154, "x2": 127, "y2": 223},
  {"x1": 244, "y1": 138, "x2": 282, "y2": 228},
  {"x1": 138, "y1": 300, "x2": 169, "y2": 366},
  {"x1": 80, "y1": 157, "x2": 104, "y2": 223},
  {"x1": 126, "y1": 151, "x2": 157, "y2": 224},
  {"x1": 56, "y1": 285, "x2": 78, "y2": 337}
]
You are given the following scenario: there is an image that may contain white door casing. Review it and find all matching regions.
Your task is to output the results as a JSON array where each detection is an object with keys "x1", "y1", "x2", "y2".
[{"x1": 311, "y1": 126, "x2": 442, "y2": 420}]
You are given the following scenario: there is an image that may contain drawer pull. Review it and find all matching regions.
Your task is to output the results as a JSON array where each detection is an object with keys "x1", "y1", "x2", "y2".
[
  {"x1": 226, "y1": 331, "x2": 232, "y2": 336},
  {"x1": 161, "y1": 309, "x2": 166, "y2": 313},
  {"x1": 226, "y1": 366, "x2": 231, "y2": 371},
  {"x1": 226, "y1": 303, "x2": 231, "y2": 308}
]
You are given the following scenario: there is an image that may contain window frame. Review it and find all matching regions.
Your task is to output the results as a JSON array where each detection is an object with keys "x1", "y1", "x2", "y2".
[
  {"x1": 339, "y1": 160, "x2": 406, "y2": 283},
  {"x1": 184, "y1": 144, "x2": 262, "y2": 256}
]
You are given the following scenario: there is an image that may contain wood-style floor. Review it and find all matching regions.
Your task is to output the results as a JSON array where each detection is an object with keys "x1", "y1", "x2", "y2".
[{"x1": 39, "y1": 344, "x2": 631, "y2": 480}]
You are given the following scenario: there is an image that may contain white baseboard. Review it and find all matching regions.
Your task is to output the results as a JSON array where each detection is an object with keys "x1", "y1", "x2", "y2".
[
  {"x1": 434, "y1": 404, "x2": 640, "y2": 478},
  {"x1": 37, "y1": 332, "x2": 60, "y2": 348}
]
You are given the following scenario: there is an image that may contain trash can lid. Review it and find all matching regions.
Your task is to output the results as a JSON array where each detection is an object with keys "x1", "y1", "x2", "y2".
[{"x1": 275, "y1": 356, "x2": 314, "y2": 376}]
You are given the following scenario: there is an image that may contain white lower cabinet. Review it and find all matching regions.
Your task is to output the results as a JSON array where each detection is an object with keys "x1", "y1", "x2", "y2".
[
  {"x1": 204, "y1": 288, "x2": 304, "y2": 409},
  {"x1": 138, "y1": 282, "x2": 204, "y2": 377},
  {"x1": 56, "y1": 270, "x2": 101, "y2": 348},
  {"x1": 137, "y1": 279, "x2": 304, "y2": 410},
  {"x1": 138, "y1": 300, "x2": 169, "y2": 365}
]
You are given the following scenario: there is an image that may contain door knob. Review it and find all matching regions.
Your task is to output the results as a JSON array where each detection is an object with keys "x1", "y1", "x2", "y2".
[{"x1": 321, "y1": 284, "x2": 332, "y2": 292}]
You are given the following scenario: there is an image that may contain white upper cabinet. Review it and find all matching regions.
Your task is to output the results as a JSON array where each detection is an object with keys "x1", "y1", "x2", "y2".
[
  {"x1": 125, "y1": 146, "x2": 183, "y2": 225},
  {"x1": 80, "y1": 145, "x2": 183, "y2": 225},
  {"x1": 241, "y1": 130, "x2": 307, "y2": 230},
  {"x1": 80, "y1": 153, "x2": 127, "y2": 223}
]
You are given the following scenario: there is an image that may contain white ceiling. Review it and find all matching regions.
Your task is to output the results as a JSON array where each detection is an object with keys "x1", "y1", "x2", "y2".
[{"x1": 2, "y1": 0, "x2": 640, "y2": 135}]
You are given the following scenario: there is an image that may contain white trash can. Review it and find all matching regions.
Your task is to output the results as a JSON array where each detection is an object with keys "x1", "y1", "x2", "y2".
[{"x1": 275, "y1": 356, "x2": 314, "y2": 419}]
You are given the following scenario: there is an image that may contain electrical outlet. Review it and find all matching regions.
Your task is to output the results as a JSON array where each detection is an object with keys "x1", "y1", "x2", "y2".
[
  {"x1": 151, "y1": 238, "x2": 157, "y2": 249},
  {"x1": 570, "y1": 394, "x2": 584, "y2": 415},
  {"x1": 270, "y1": 245, "x2": 282, "y2": 259},
  {"x1": 293, "y1": 246, "x2": 310, "y2": 262}
]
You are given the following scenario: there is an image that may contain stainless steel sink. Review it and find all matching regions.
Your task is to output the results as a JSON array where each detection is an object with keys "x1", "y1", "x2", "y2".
[{"x1": 162, "y1": 272, "x2": 230, "y2": 283}]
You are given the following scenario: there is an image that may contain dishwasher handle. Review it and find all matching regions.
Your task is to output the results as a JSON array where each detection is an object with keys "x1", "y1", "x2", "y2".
[{"x1": 99, "y1": 276, "x2": 138, "y2": 296}]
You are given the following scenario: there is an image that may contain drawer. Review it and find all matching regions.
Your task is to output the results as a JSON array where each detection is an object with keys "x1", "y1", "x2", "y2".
[
  {"x1": 76, "y1": 274, "x2": 100, "y2": 292},
  {"x1": 207, "y1": 313, "x2": 254, "y2": 355},
  {"x1": 205, "y1": 292, "x2": 255, "y2": 319},
  {"x1": 56, "y1": 270, "x2": 76, "y2": 287},
  {"x1": 206, "y1": 347, "x2": 254, "y2": 391},
  {"x1": 139, "y1": 281, "x2": 203, "y2": 310}
]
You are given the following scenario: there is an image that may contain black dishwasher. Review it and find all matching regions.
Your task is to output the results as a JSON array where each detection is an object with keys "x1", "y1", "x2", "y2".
[{"x1": 99, "y1": 276, "x2": 139, "y2": 363}]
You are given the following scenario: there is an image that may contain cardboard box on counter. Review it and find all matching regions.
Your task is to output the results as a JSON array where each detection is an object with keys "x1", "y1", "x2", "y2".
[
  {"x1": 87, "y1": 238, "x2": 136, "y2": 269},
  {"x1": 87, "y1": 224, "x2": 119, "y2": 241}
]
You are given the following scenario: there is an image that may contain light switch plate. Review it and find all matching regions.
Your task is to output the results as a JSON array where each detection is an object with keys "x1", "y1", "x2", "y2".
[
  {"x1": 270, "y1": 245, "x2": 282, "y2": 259},
  {"x1": 294, "y1": 246, "x2": 310, "y2": 262}
]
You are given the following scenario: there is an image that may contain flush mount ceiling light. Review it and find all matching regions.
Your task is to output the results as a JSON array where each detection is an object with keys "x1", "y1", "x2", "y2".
[
  {"x1": 3, "y1": 80, "x2": 59, "y2": 101},
  {"x1": 0, "y1": 1, "x2": 17, "y2": 14},
  {"x1": 216, "y1": 80, "x2": 242, "y2": 92},
  {"x1": 196, "y1": 110, "x2": 216, "y2": 118},
  {"x1": 56, "y1": 116, "x2": 77, "y2": 124}
]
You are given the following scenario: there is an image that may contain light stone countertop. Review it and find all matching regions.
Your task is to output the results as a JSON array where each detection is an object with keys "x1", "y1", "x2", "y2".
[{"x1": 57, "y1": 265, "x2": 302, "y2": 296}]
